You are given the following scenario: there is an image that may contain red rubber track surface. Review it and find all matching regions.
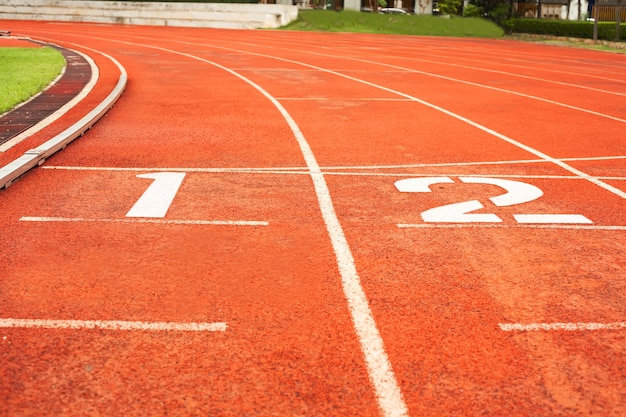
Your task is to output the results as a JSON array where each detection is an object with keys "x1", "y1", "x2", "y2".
[{"x1": 1, "y1": 21, "x2": 625, "y2": 416}]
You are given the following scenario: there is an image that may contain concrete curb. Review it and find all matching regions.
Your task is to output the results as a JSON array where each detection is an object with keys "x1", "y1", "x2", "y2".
[{"x1": 0, "y1": 47, "x2": 127, "y2": 190}]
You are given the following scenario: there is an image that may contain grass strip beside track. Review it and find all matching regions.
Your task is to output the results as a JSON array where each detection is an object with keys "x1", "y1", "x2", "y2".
[
  {"x1": 0, "y1": 46, "x2": 65, "y2": 114},
  {"x1": 283, "y1": 10, "x2": 626, "y2": 53},
  {"x1": 282, "y1": 10, "x2": 505, "y2": 38}
]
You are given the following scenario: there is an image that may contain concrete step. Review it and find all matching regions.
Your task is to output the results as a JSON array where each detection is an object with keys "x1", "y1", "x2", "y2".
[{"x1": 0, "y1": 0, "x2": 298, "y2": 29}]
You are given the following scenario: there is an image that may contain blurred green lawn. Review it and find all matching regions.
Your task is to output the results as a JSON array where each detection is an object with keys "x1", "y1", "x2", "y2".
[
  {"x1": 0, "y1": 46, "x2": 65, "y2": 114},
  {"x1": 281, "y1": 10, "x2": 505, "y2": 38}
]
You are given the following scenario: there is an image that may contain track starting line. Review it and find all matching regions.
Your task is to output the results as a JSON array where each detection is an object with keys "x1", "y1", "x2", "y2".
[
  {"x1": 19, "y1": 216, "x2": 269, "y2": 226},
  {"x1": 2, "y1": 319, "x2": 624, "y2": 332}
]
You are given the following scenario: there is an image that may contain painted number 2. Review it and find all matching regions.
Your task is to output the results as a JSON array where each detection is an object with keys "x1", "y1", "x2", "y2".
[{"x1": 395, "y1": 177, "x2": 592, "y2": 224}]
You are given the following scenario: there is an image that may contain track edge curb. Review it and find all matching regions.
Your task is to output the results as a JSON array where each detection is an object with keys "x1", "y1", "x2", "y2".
[{"x1": 0, "y1": 50, "x2": 127, "y2": 190}]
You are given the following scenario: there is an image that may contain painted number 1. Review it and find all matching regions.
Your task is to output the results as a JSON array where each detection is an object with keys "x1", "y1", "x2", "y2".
[
  {"x1": 126, "y1": 172, "x2": 186, "y2": 218},
  {"x1": 395, "y1": 177, "x2": 592, "y2": 224}
]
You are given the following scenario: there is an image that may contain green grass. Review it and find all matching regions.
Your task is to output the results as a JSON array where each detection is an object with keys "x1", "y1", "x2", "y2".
[
  {"x1": 0, "y1": 47, "x2": 65, "y2": 115},
  {"x1": 281, "y1": 10, "x2": 505, "y2": 38}
]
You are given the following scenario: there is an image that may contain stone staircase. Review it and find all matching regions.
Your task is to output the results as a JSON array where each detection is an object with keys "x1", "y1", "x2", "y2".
[{"x1": 0, "y1": 0, "x2": 298, "y2": 29}]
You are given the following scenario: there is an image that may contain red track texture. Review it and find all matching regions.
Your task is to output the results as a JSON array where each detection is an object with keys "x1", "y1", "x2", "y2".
[{"x1": 0, "y1": 21, "x2": 625, "y2": 416}]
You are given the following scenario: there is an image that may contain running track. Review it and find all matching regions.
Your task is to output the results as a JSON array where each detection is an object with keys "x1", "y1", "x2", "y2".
[{"x1": 1, "y1": 21, "x2": 625, "y2": 416}]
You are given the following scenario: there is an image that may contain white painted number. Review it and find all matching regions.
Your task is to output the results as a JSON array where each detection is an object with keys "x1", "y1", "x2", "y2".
[
  {"x1": 126, "y1": 172, "x2": 186, "y2": 218},
  {"x1": 394, "y1": 177, "x2": 592, "y2": 224}
]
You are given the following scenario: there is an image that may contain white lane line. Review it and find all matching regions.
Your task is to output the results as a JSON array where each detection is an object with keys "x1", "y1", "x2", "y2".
[
  {"x1": 42, "y1": 165, "x2": 310, "y2": 173},
  {"x1": 277, "y1": 97, "x2": 413, "y2": 101},
  {"x1": 499, "y1": 322, "x2": 626, "y2": 331},
  {"x1": 560, "y1": 155, "x2": 626, "y2": 162},
  {"x1": 325, "y1": 159, "x2": 551, "y2": 169},
  {"x1": 38, "y1": 165, "x2": 626, "y2": 181},
  {"x1": 323, "y1": 173, "x2": 626, "y2": 182},
  {"x1": 322, "y1": 155, "x2": 626, "y2": 170},
  {"x1": 397, "y1": 224, "x2": 626, "y2": 230},
  {"x1": 42, "y1": 153, "x2": 626, "y2": 172},
  {"x1": 19, "y1": 217, "x2": 268, "y2": 226},
  {"x1": 513, "y1": 214, "x2": 593, "y2": 224},
  {"x1": 0, "y1": 318, "x2": 227, "y2": 332}
]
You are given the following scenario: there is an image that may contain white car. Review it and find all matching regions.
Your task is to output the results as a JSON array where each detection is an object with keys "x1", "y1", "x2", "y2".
[{"x1": 379, "y1": 7, "x2": 410, "y2": 14}]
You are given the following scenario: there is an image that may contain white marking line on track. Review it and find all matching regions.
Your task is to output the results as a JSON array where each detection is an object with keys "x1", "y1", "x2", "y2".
[
  {"x1": 514, "y1": 214, "x2": 593, "y2": 224},
  {"x1": 19, "y1": 217, "x2": 268, "y2": 226},
  {"x1": 322, "y1": 155, "x2": 626, "y2": 170},
  {"x1": 0, "y1": 318, "x2": 227, "y2": 332},
  {"x1": 41, "y1": 165, "x2": 310, "y2": 173},
  {"x1": 42, "y1": 155, "x2": 626, "y2": 172},
  {"x1": 277, "y1": 97, "x2": 413, "y2": 101},
  {"x1": 397, "y1": 224, "x2": 626, "y2": 231},
  {"x1": 326, "y1": 172, "x2": 590, "y2": 180},
  {"x1": 40, "y1": 165, "x2": 626, "y2": 181},
  {"x1": 499, "y1": 322, "x2": 626, "y2": 331}
]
